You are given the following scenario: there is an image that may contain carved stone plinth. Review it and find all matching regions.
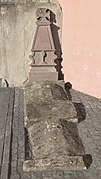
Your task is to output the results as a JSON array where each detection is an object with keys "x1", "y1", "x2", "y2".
[
  {"x1": 23, "y1": 81, "x2": 86, "y2": 171},
  {"x1": 28, "y1": 8, "x2": 58, "y2": 81}
]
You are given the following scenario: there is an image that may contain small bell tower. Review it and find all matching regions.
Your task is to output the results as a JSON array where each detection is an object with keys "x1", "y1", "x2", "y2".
[{"x1": 29, "y1": 8, "x2": 58, "y2": 81}]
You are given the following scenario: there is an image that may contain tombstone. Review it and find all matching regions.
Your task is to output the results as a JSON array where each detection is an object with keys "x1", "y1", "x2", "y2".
[
  {"x1": 28, "y1": 8, "x2": 59, "y2": 81},
  {"x1": 23, "y1": 81, "x2": 86, "y2": 171}
]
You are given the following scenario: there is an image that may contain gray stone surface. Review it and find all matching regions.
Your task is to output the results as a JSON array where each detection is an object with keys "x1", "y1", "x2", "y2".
[
  {"x1": 11, "y1": 88, "x2": 25, "y2": 177},
  {"x1": 0, "y1": 88, "x2": 14, "y2": 179},
  {"x1": 0, "y1": 87, "x2": 101, "y2": 178},
  {"x1": 23, "y1": 81, "x2": 85, "y2": 171},
  {"x1": 0, "y1": 88, "x2": 10, "y2": 168}
]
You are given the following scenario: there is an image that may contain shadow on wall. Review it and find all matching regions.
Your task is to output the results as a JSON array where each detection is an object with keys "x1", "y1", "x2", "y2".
[{"x1": 50, "y1": 10, "x2": 64, "y2": 80}]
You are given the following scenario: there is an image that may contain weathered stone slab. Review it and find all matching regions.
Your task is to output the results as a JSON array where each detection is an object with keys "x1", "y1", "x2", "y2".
[{"x1": 23, "y1": 81, "x2": 86, "y2": 171}]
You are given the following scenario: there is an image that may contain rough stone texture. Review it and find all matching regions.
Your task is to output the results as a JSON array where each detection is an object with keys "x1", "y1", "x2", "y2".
[
  {"x1": 0, "y1": 0, "x2": 62, "y2": 86},
  {"x1": 0, "y1": 87, "x2": 101, "y2": 178},
  {"x1": 23, "y1": 81, "x2": 86, "y2": 171}
]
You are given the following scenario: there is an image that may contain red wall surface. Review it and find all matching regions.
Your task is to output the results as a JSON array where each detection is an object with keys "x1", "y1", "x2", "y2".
[{"x1": 58, "y1": 0, "x2": 101, "y2": 98}]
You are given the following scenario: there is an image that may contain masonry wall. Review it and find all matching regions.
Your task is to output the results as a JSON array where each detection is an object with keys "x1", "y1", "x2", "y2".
[
  {"x1": 59, "y1": 0, "x2": 101, "y2": 98},
  {"x1": 0, "y1": 0, "x2": 62, "y2": 86}
]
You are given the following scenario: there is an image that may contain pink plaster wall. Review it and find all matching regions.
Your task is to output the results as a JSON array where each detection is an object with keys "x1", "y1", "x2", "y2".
[{"x1": 58, "y1": 0, "x2": 101, "y2": 98}]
